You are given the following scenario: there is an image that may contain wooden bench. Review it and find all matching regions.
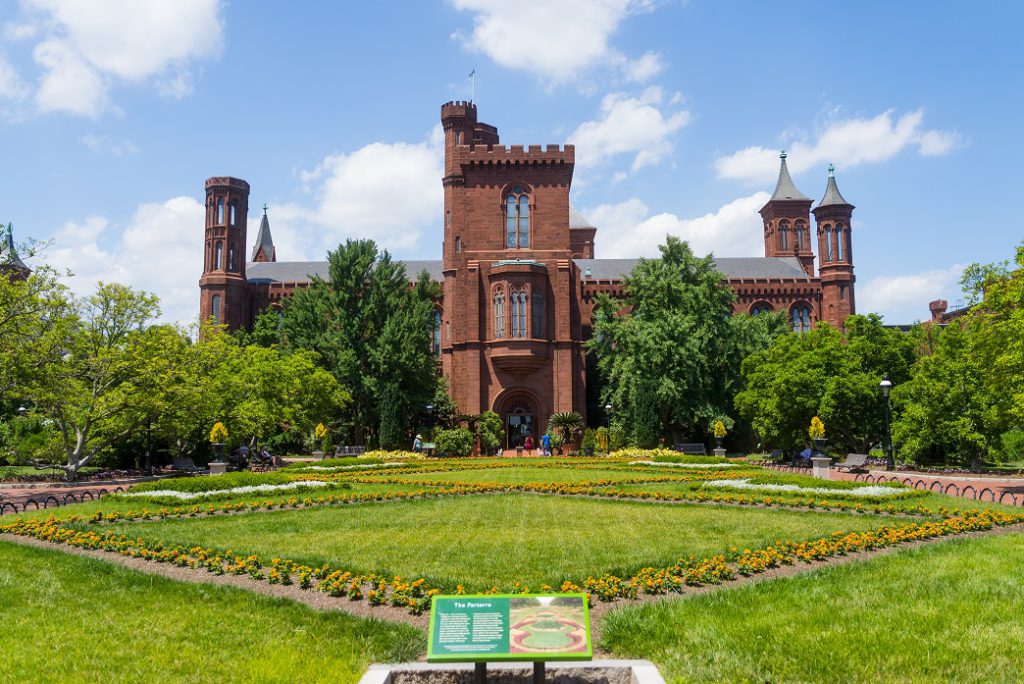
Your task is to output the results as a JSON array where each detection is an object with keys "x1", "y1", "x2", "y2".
[
  {"x1": 834, "y1": 453, "x2": 869, "y2": 472},
  {"x1": 674, "y1": 442, "x2": 707, "y2": 455}
]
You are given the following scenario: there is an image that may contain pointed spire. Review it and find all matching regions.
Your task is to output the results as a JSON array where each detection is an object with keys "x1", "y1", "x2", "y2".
[
  {"x1": 250, "y1": 205, "x2": 276, "y2": 262},
  {"x1": 769, "y1": 150, "x2": 810, "y2": 201},
  {"x1": 1, "y1": 222, "x2": 29, "y2": 273},
  {"x1": 818, "y1": 163, "x2": 851, "y2": 207}
]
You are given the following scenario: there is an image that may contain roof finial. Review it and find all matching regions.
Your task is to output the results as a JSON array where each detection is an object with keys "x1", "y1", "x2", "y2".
[
  {"x1": 827, "y1": 163, "x2": 835, "y2": 177},
  {"x1": 780, "y1": 149, "x2": 787, "y2": 160},
  {"x1": 262, "y1": 203, "x2": 268, "y2": 215}
]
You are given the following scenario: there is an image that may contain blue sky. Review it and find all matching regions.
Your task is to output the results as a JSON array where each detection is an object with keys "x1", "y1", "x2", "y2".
[{"x1": 0, "y1": 1, "x2": 1020, "y2": 324}]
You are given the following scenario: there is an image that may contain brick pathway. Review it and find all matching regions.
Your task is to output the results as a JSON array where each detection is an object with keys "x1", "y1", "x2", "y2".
[{"x1": 0, "y1": 480, "x2": 143, "y2": 515}]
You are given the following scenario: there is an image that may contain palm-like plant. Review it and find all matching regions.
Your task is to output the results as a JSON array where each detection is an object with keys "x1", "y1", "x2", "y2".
[{"x1": 548, "y1": 411, "x2": 584, "y2": 450}]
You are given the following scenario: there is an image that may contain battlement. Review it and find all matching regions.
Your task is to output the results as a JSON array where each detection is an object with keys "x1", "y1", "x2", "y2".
[
  {"x1": 441, "y1": 100, "x2": 478, "y2": 122},
  {"x1": 454, "y1": 143, "x2": 575, "y2": 166},
  {"x1": 205, "y1": 176, "x2": 251, "y2": 191}
]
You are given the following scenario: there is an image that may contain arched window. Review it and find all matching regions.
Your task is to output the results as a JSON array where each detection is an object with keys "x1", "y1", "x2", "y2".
[
  {"x1": 228, "y1": 246, "x2": 235, "y2": 271},
  {"x1": 779, "y1": 220, "x2": 790, "y2": 250},
  {"x1": 796, "y1": 221, "x2": 806, "y2": 251},
  {"x1": 432, "y1": 311, "x2": 442, "y2": 355},
  {"x1": 216, "y1": 198, "x2": 224, "y2": 225},
  {"x1": 532, "y1": 290, "x2": 544, "y2": 337},
  {"x1": 510, "y1": 288, "x2": 528, "y2": 338},
  {"x1": 505, "y1": 187, "x2": 530, "y2": 248},
  {"x1": 824, "y1": 225, "x2": 834, "y2": 262},
  {"x1": 791, "y1": 305, "x2": 812, "y2": 333},
  {"x1": 229, "y1": 203, "x2": 236, "y2": 226},
  {"x1": 455, "y1": 236, "x2": 462, "y2": 253},
  {"x1": 750, "y1": 303, "x2": 773, "y2": 316},
  {"x1": 211, "y1": 294, "x2": 221, "y2": 323},
  {"x1": 215, "y1": 242, "x2": 223, "y2": 269},
  {"x1": 493, "y1": 288, "x2": 506, "y2": 338},
  {"x1": 835, "y1": 224, "x2": 845, "y2": 261}
]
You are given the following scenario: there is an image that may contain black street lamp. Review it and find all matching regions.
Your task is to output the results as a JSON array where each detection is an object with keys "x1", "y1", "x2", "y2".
[
  {"x1": 604, "y1": 403, "x2": 612, "y2": 431},
  {"x1": 880, "y1": 375, "x2": 894, "y2": 471},
  {"x1": 17, "y1": 405, "x2": 26, "y2": 416}
]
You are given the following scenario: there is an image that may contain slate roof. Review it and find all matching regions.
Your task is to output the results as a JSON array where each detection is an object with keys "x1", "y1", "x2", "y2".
[
  {"x1": 0, "y1": 223, "x2": 28, "y2": 272},
  {"x1": 250, "y1": 210, "x2": 276, "y2": 261},
  {"x1": 569, "y1": 206, "x2": 594, "y2": 229},
  {"x1": 817, "y1": 166, "x2": 852, "y2": 207},
  {"x1": 247, "y1": 256, "x2": 810, "y2": 285},
  {"x1": 768, "y1": 151, "x2": 810, "y2": 202},
  {"x1": 576, "y1": 256, "x2": 811, "y2": 281},
  {"x1": 246, "y1": 259, "x2": 446, "y2": 284}
]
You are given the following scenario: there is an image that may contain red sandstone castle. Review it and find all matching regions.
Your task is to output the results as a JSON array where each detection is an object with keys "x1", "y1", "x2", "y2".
[{"x1": 199, "y1": 101, "x2": 856, "y2": 443}]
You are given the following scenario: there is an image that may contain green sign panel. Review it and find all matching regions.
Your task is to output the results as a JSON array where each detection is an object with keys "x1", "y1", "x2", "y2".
[{"x1": 427, "y1": 594, "x2": 592, "y2": 662}]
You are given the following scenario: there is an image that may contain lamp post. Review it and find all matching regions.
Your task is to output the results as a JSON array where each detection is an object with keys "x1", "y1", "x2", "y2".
[
  {"x1": 425, "y1": 404, "x2": 434, "y2": 457},
  {"x1": 604, "y1": 404, "x2": 612, "y2": 430},
  {"x1": 17, "y1": 405, "x2": 26, "y2": 416},
  {"x1": 880, "y1": 375, "x2": 894, "y2": 471}
]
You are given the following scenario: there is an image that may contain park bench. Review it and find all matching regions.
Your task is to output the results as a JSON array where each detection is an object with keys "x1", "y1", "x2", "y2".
[
  {"x1": 834, "y1": 453, "x2": 869, "y2": 472},
  {"x1": 334, "y1": 445, "x2": 366, "y2": 457},
  {"x1": 674, "y1": 442, "x2": 707, "y2": 455}
]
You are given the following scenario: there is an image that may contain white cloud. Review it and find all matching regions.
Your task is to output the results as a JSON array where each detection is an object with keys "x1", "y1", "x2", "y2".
[
  {"x1": 584, "y1": 192, "x2": 770, "y2": 259},
  {"x1": 570, "y1": 87, "x2": 690, "y2": 173},
  {"x1": 451, "y1": 0, "x2": 658, "y2": 84},
  {"x1": 48, "y1": 197, "x2": 206, "y2": 325},
  {"x1": 266, "y1": 127, "x2": 445, "y2": 260},
  {"x1": 18, "y1": 0, "x2": 223, "y2": 116},
  {"x1": 714, "y1": 109, "x2": 963, "y2": 184},
  {"x1": 620, "y1": 50, "x2": 663, "y2": 83},
  {"x1": 79, "y1": 133, "x2": 139, "y2": 156},
  {"x1": 0, "y1": 52, "x2": 29, "y2": 101},
  {"x1": 858, "y1": 264, "x2": 965, "y2": 324}
]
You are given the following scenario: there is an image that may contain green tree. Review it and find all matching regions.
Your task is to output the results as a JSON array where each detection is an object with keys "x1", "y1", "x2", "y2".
[
  {"x1": 475, "y1": 411, "x2": 503, "y2": 455},
  {"x1": 279, "y1": 240, "x2": 439, "y2": 447},
  {"x1": 589, "y1": 236, "x2": 786, "y2": 444},
  {"x1": 548, "y1": 411, "x2": 584, "y2": 450}
]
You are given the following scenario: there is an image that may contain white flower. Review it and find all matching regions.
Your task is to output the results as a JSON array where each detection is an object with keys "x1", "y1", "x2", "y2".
[
  {"x1": 703, "y1": 478, "x2": 907, "y2": 497},
  {"x1": 123, "y1": 480, "x2": 331, "y2": 501}
]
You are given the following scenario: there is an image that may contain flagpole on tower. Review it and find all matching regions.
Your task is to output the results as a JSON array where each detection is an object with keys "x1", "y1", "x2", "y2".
[{"x1": 469, "y1": 66, "x2": 476, "y2": 103}]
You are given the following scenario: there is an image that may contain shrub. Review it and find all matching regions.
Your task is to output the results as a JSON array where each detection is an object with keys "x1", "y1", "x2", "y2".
[
  {"x1": 581, "y1": 428, "x2": 596, "y2": 453},
  {"x1": 609, "y1": 421, "x2": 628, "y2": 452},
  {"x1": 434, "y1": 428, "x2": 475, "y2": 457},
  {"x1": 476, "y1": 412, "x2": 503, "y2": 455},
  {"x1": 129, "y1": 472, "x2": 298, "y2": 494},
  {"x1": 1000, "y1": 429, "x2": 1024, "y2": 463},
  {"x1": 809, "y1": 416, "x2": 825, "y2": 440},
  {"x1": 595, "y1": 426, "x2": 609, "y2": 453}
]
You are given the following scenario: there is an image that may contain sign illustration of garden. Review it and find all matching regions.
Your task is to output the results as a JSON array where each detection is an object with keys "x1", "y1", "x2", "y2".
[{"x1": 428, "y1": 594, "x2": 592, "y2": 662}]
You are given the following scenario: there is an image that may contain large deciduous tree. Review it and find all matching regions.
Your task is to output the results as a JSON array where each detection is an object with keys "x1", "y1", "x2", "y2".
[
  {"x1": 279, "y1": 239, "x2": 440, "y2": 448},
  {"x1": 588, "y1": 236, "x2": 786, "y2": 447}
]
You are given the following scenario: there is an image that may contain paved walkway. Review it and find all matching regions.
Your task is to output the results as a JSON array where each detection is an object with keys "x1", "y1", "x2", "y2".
[{"x1": 0, "y1": 479, "x2": 145, "y2": 515}]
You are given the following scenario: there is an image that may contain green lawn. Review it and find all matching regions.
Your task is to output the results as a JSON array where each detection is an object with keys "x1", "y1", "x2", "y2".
[
  {"x1": 102, "y1": 494, "x2": 894, "y2": 590},
  {"x1": 601, "y1": 532, "x2": 1024, "y2": 683},
  {"x1": 0, "y1": 540, "x2": 423, "y2": 683}
]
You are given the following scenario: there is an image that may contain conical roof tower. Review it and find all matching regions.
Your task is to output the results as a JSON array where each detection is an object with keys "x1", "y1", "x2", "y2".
[
  {"x1": 0, "y1": 223, "x2": 29, "y2": 275},
  {"x1": 251, "y1": 204, "x2": 276, "y2": 263},
  {"x1": 759, "y1": 151, "x2": 814, "y2": 272}
]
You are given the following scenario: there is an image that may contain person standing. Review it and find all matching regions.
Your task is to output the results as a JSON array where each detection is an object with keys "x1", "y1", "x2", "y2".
[
  {"x1": 540, "y1": 432, "x2": 551, "y2": 457},
  {"x1": 413, "y1": 434, "x2": 423, "y2": 453},
  {"x1": 524, "y1": 435, "x2": 534, "y2": 457}
]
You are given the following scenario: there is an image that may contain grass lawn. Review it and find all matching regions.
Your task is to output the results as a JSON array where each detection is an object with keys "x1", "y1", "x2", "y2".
[
  {"x1": 102, "y1": 494, "x2": 894, "y2": 590},
  {"x1": 0, "y1": 540, "x2": 423, "y2": 683},
  {"x1": 601, "y1": 532, "x2": 1024, "y2": 683}
]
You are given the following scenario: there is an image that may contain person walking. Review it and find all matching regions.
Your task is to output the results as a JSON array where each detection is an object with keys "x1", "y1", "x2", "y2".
[
  {"x1": 524, "y1": 435, "x2": 534, "y2": 457},
  {"x1": 540, "y1": 432, "x2": 551, "y2": 457},
  {"x1": 413, "y1": 434, "x2": 423, "y2": 453}
]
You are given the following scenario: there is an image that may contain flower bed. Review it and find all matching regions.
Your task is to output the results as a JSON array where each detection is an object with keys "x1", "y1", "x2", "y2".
[
  {"x1": 119, "y1": 480, "x2": 336, "y2": 502},
  {"x1": 702, "y1": 478, "x2": 917, "y2": 499},
  {"x1": 289, "y1": 462, "x2": 407, "y2": 473},
  {"x1": 3, "y1": 509, "x2": 1020, "y2": 615},
  {"x1": 629, "y1": 460, "x2": 741, "y2": 469}
]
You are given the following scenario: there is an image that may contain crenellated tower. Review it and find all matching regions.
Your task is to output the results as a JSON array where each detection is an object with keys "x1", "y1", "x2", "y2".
[
  {"x1": 812, "y1": 164, "x2": 856, "y2": 328},
  {"x1": 199, "y1": 176, "x2": 251, "y2": 329},
  {"x1": 759, "y1": 151, "x2": 815, "y2": 275}
]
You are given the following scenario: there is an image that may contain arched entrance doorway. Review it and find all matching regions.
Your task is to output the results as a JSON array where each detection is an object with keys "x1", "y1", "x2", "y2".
[{"x1": 504, "y1": 399, "x2": 535, "y2": 450}]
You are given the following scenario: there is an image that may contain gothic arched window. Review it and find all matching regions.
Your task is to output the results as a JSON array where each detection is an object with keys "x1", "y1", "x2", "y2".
[
  {"x1": 791, "y1": 305, "x2": 812, "y2": 333},
  {"x1": 824, "y1": 225, "x2": 834, "y2": 262},
  {"x1": 779, "y1": 220, "x2": 790, "y2": 250},
  {"x1": 505, "y1": 187, "x2": 530, "y2": 248},
  {"x1": 216, "y1": 198, "x2": 224, "y2": 225},
  {"x1": 750, "y1": 303, "x2": 773, "y2": 316},
  {"x1": 228, "y1": 246, "x2": 235, "y2": 271},
  {"x1": 835, "y1": 224, "x2": 845, "y2": 261},
  {"x1": 432, "y1": 310, "x2": 442, "y2": 355},
  {"x1": 532, "y1": 290, "x2": 544, "y2": 337},
  {"x1": 229, "y1": 203, "x2": 237, "y2": 226},
  {"x1": 215, "y1": 242, "x2": 223, "y2": 270},
  {"x1": 493, "y1": 288, "x2": 506, "y2": 338},
  {"x1": 211, "y1": 295, "x2": 221, "y2": 323},
  {"x1": 510, "y1": 288, "x2": 528, "y2": 338},
  {"x1": 796, "y1": 221, "x2": 807, "y2": 251}
]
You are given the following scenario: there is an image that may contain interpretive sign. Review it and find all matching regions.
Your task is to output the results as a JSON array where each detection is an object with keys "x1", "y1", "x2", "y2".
[{"x1": 427, "y1": 594, "x2": 592, "y2": 662}]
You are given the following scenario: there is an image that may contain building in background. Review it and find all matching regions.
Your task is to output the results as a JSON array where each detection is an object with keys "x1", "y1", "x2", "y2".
[{"x1": 199, "y1": 101, "x2": 857, "y2": 446}]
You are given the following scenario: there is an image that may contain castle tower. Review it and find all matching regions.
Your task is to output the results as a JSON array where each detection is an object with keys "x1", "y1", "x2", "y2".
[
  {"x1": 759, "y1": 151, "x2": 815, "y2": 275},
  {"x1": 251, "y1": 205, "x2": 276, "y2": 263},
  {"x1": 199, "y1": 176, "x2": 251, "y2": 329},
  {"x1": 812, "y1": 164, "x2": 856, "y2": 328},
  {"x1": 1, "y1": 222, "x2": 29, "y2": 279},
  {"x1": 439, "y1": 101, "x2": 584, "y2": 444}
]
